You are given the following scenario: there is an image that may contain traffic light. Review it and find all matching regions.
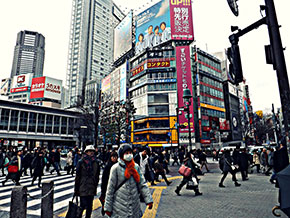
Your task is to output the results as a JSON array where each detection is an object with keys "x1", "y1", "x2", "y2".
[{"x1": 227, "y1": 44, "x2": 243, "y2": 85}]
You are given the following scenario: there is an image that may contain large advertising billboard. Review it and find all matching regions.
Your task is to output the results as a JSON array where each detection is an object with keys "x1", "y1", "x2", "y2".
[
  {"x1": 101, "y1": 74, "x2": 111, "y2": 93},
  {"x1": 114, "y1": 11, "x2": 133, "y2": 61},
  {"x1": 176, "y1": 46, "x2": 194, "y2": 133},
  {"x1": 10, "y1": 73, "x2": 33, "y2": 93},
  {"x1": 30, "y1": 76, "x2": 62, "y2": 101},
  {"x1": 135, "y1": 0, "x2": 194, "y2": 54},
  {"x1": 119, "y1": 62, "x2": 127, "y2": 102},
  {"x1": 170, "y1": 0, "x2": 194, "y2": 40},
  {"x1": 135, "y1": 0, "x2": 171, "y2": 54}
]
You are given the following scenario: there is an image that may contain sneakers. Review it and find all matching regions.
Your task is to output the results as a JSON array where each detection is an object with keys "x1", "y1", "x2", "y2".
[{"x1": 175, "y1": 189, "x2": 181, "y2": 196}]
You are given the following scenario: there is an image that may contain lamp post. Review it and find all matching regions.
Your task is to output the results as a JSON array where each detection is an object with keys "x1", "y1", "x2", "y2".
[{"x1": 183, "y1": 89, "x2": 193, "y2": 150}]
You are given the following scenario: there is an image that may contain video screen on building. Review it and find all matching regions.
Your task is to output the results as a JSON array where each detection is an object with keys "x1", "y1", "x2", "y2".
[
  {"x1": 114, "y1": 11, "x2": 133, "y2": 61},
  {"x1": 135, "y1": 0, "x2": 171, "y2": 55}
]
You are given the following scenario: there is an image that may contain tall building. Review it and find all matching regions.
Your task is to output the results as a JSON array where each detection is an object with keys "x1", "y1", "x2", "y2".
[
  {"x1": 11, "y1": 30, "x2": 45, "y2": 78},
  {"x1": 66, "y1": 0, "x2": 124, "y2": 107}
]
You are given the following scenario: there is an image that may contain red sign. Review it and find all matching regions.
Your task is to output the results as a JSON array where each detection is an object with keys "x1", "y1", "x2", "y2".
[
  {"x1": 176, "y1": 46, "x2": 194, "y2": 133},
  {"x1": 201, "y1": 139, "x2": 211, "y2": 144},
  {"x1": 17, "y1": 75, "x2": 26, "y2": 83},
  {"x1": 147, "y1": 61, "x2": 170, "y2": 68},
  {"x1": 30, "y1": 77, "x2": 46, "y2": 99},
  {"x1": 132, "y1": 65, "x2": 144, "y2": 77},
  {"x1": 219, "y1": 118, "x2": 230, "y2": 130},
  {"x1": 203, "y1": 126, "x2": 211, "y2": 131},
  {"x1": 10, "y1": 87, "x2": 28, "y2": 93}
]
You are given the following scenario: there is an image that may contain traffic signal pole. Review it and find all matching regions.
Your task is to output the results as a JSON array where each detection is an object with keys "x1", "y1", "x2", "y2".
[
  {"x1": 228, "y1": 0, "x2": 290, "y2": 139},
  {"x1": 264, "y1": 0, "x2": 290, "y2": 135}
]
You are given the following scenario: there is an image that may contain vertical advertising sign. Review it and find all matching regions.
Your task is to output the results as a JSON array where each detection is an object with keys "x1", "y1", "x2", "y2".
[
  {"x1": 101, "y1": 74, "x2": 111, "y2": 93},
  {"x1": 119, "y1": 62, "x2": 127, "y2": 102},
  {"x1": 170, "y1": 0, "x2": 194, "y2": 40},
  {"x1": 30, "y1": 76, "x2": 46, "y2": 99},
  {"x1": 176, "y1": 46, "x2": 194, "y2": 133}
]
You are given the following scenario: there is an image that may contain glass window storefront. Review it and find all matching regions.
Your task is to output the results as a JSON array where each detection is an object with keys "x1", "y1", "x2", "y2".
[
  {"x1": 0, "y1": 109, "x2": 10, "y2": 130},
  {"x1": 28, "y1": 112, "x2": 37, "y2": 132},
  {"x1": 53, "y1": 116, "x2": 60, "y2": 134},
  {"x1": 19, "y1": 111, "x2": 28, "y2": 132},
  {"x1": 37, "y1": 114, "x2": 45, "y2": 133},
  {"x1": 46, "y1": 115, "x2": 53, "y2": 134}
]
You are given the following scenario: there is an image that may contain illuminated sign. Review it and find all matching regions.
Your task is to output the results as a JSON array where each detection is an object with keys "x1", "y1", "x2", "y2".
[{"x1": 147, "y1": 60, "x2": 170, "y2": 68}]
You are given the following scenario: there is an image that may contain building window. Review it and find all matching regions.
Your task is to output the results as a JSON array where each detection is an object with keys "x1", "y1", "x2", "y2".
[
  {"x1": 37, "y1": 114, "x2": 45, "y2": 133},
  {"x1": 0, "y1": 109, "x2": 10, "y2": 130},
  {"x1": 19, "y1": 111, "x2": 28, "y2": 132},
  {"x1": 28, "y1": 112, "x2": 37, "y2": 132}
]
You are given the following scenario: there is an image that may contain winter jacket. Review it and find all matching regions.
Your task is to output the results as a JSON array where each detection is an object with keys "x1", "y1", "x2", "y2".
[
  {"x1": 238, "y1": 152, "x2": 249, "y2": 171},
  {"x1": 74, "y1": 155, "x2": 100, "y2": 196},
  {"x1": 104, "y1": 160, "x2": 153, "y2": 218},
  {"x1": 66, "y1": 152, "x2": 73, "y2": 166},
  {"x1": 221, "y1": 153, "x2": 233, "y2": 173},
  {"x1": 32, "y1": 155, "x2": 46, "y2": 177}
]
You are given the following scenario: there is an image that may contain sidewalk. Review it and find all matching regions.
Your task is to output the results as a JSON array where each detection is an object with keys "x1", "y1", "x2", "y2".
[{"x1": 90, "y1": 161, "x2": 287, "y2": 218}]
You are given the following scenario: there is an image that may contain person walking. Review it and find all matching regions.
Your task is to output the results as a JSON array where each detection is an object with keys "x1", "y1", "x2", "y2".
[
  {"x1": 0, "y1": 148, "x2": 6, "y2": 176},
  {"x1": 22, "y1": 149, "x2": 33, "y2": 176},
  {"x1": 251, "y1": 150, "x2": 261, "y2": 173},
  {"x1": 219, "y1": 150, "x2": 241, "y2": 188},
  {"x1": 260, "y1": 148, "x2": 268, "y2": 174},
  {"x1": 198, "y1": 150, "x2": 209, "y2": 173},
  {"x1": 2, "y1": 150, "x2": 22, "y2": 186},
  {"x1": 50, "y1": 148, "x2": 61, "y2": 176},
  {"x1": 31, "y1": 151, "x2": 46, "y2": 188},
  {"x1": 153, "y1": 152, "x2": 172, "y2": 186},
  {"x1": 74, "y1": 145, "x2": 100, "y2": 218},
  {"x1": 238, "y1": 148, "x2": 249, "y2": 181},
  {"x1": 66, "y1": 149, "x2": 74, "y2": 175},
  {"x1": 171, "y1": 149, "x2": 179, "y2": 166},
  {"x1": 104, "y1": 144, "x2": 153, "y2": 218},
  {"x1": 272, "y1": 143, "x2": 289, "y2": 184},
  {"x1": 265, "y1": 148, "x2": 274, "y2": 176},
  {"x1": 175, "y1": 152, "x2": 202, "y2": 196},
  {"x1": 99, "y1": 151, "x2": 118, "y2": 216}
]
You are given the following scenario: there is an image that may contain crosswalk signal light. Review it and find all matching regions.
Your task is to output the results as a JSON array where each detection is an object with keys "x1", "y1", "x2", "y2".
[{"x1": 227, "y1": 44, "x2": 243, "y2": 85}]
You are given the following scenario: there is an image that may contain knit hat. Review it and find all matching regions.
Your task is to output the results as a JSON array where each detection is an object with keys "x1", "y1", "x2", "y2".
[{"x1": 118, "y1": 144, "x2": 132, "y2": 158}]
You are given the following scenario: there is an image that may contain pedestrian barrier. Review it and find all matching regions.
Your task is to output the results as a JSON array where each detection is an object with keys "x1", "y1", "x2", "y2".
[{"x1": 10, "y1": 181, "x2": 54, "y2": 218}]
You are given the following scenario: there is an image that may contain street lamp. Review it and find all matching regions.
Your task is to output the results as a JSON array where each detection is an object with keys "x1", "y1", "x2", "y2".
[{"x1": 183, "y1": 88, "x2": 193, "y2": 150}]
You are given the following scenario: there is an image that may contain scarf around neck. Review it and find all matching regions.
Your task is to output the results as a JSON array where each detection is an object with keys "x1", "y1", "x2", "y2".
[{"x1": 124, "y1": 159, "x2": 140, "y2": 183}]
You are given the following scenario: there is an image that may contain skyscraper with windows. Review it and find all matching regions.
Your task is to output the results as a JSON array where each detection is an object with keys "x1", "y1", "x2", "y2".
[
  {"x1": 66, "y1": 0, "x2": 124, "y2": 107},
  {"x1": 10, "y1": 30, "x2": 45, "y2": 78}
]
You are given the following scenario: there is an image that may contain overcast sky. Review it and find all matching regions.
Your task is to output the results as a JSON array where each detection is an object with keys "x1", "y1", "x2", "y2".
[{"x1": 0, "y1": 0, "x2": 289, "y2": 112}]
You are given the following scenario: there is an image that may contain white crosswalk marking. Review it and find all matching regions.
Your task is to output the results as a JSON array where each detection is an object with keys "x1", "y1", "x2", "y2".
[{"x1": 0, "y1": 170, "x2": 102, "y2": 217}]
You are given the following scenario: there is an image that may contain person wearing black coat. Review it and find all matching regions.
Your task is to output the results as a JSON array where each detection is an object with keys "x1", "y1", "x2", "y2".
[
  {"x1": 22, "y1": 150, "x2": 33, "y2": 176},
  {"x1": 49, "y1": 148, "x2": 61, "y2": 176},
  {"x1": 31, "y1": 152, "x2": 46, "y2": 188},
  {"x1": 272, "y1": 143, "x2": 289, "y2": 183},
  {"x1": 238, "y1": 148, "x2": 249, "y2": 181},
  {"x1": 99, "y1": 151, "x2": 118, "y2": 216},
  {"x1": 219, "y1": 150, "x2": 241, "y2": 188}
]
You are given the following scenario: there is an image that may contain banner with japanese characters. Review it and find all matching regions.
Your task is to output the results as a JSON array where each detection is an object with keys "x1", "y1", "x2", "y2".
[
  {"x1": 176, "y1": 46, "x2": 194, "y2": 133},
  {"x1": 147, "y1": 60, "x2": 170, "y2": 68},
  {"x1": 30, "y1": 76, "x2": 62, "y2": 101},
  {"x1": 170, "y1": 0, "x2": 194, "y2": 40}
]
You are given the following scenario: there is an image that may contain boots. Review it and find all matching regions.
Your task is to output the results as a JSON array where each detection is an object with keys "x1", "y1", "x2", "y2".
[{"x1": 194, "y1": 187, "x2": 202, "y2": 196}]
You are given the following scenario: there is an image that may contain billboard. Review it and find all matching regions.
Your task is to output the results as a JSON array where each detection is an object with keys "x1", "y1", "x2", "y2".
[
  {"x1": 120, "y1": 62, "x2": 127, "y2": 102},
  {"x1": 135, "y1": 0, "x2": 194, "y2": 54},
  {"x1": 30, "y1": 76, "x2": 62, "y2": 101},
  {"x1": 170, "y1": 0, "x2": 194, "y2": 40},
  {"x1": 176, "y1": 46, "x2": 194, "y2": 133},
  {"x1": 10, "y1": 73, "x2": 33, "y2": 93},
  {"x1": 114, "y1": 11, "x2": 133, "y2": 61},
  {"x1": 101, "y1": 74, "x2": 111, "y2": 93},
  {"x1": 0, "y1": 78, "x2": 11, "y2": 95},
  {"x1": 135, "y1": 0, "x2": 171, "y2": 54}
]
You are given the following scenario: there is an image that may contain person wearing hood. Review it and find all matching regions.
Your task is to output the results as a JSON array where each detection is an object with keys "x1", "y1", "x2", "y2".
[
  {"x1": 74, "y1": 145, "x2": 100, "y2": 218},
  {"x1": 104, "y1": 144, "x2": 153, "y2": 218},
  {"x1": 99, "y1": 151, "x2": 118, "y2": 216}
]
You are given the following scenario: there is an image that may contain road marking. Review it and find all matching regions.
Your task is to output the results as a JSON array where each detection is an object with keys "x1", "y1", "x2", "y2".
[{"x1": 142, "y1": 186, "x2": 167, "y2": 218}]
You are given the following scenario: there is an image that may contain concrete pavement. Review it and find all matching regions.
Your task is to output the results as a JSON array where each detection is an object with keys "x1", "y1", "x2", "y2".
[{"x1": 88, "y1": 160, "x2": 286, "y2": 218}]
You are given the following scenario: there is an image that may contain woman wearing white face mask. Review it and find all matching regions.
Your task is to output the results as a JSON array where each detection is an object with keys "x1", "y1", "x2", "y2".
[{"x1": 104, "y1": 144, "x2": 153, "y2": 218}]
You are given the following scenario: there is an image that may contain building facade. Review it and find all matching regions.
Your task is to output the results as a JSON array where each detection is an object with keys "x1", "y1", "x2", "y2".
[
  {"x1": 66, "y1": 0, "x2": 124, "y2": 107},
  {"x1": 11, "y1": 30, "x2": 45, "y2": 78},
  {"x1": 191, "y1": 47, "x2": 227, "y2": 148}
]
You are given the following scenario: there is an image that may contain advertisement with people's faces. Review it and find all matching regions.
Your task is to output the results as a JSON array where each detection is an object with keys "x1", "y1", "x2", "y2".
[{"x1": 135, "y1": 0, "x2": 171, "y2": 54}]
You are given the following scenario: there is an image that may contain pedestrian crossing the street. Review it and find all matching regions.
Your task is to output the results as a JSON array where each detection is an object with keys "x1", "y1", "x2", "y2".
[{"x1": 0, "y1": 170, "x2": 102, "y2": 217}]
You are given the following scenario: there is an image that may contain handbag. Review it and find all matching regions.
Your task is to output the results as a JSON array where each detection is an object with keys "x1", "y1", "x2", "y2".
[
  {"x1": 65, "y1": 195, "x2": 83, "y2": 218},
  {"x1": 8, "y1": 165, "x2": 18, "y2": 173},
  {"x1": 178, "y1": 165, "x2": 192, "y2": 177}
]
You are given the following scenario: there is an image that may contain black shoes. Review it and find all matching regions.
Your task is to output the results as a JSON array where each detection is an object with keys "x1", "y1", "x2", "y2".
[
  {"x1": 219, "y1": 183, "x2": 225, "y2": 188},
  {"x1": 270, "y1": 179, "x2": 275, "y2": 184},
  {"x1": 166, "y1": 181, "x2": 172, "y2": 186},
  {"x1": 195, "y1": 192, "x2": 203, "y2": 196},
  {"x1": 2, "y1": 181, "x2": 5, "y2": 186},
  {"x1": 242, "y1": 178, "x2": 249, "y2": 181},
  {"x1": 151, "y1": 182, "x2": 156, "y2": 186},
  {"x1": 175, "y1": 189, "x2": 181, "y2": 196},
  {"x1": 235, "y1": 182, "x2": 241, "y2": 187}
]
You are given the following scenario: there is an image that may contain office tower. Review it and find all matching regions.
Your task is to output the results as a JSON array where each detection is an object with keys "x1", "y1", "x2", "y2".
[
  {"x1": 10, "y1": 30, "x2": 45, "y2": 78},
  {"x1": 66, "y1": 0, "x2": 124, "y2": 107}
]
